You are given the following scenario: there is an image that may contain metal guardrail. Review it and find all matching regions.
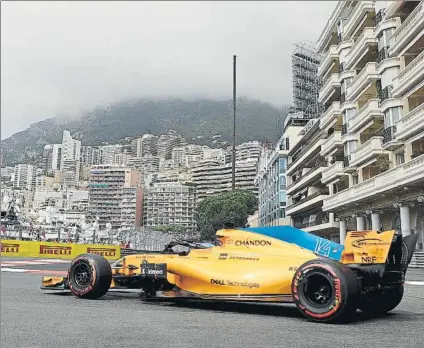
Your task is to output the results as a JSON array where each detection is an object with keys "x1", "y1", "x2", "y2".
[{"x1": 120, "y1": 248, "x2": 162, "y2": 256}]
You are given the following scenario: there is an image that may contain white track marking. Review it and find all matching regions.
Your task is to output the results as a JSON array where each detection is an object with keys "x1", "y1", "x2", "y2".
[
  {"x1": 0, "y1": 259, "x2": 70, "y2": 267},
  {"x1": 405, "y1": 281, "x2": 424, "y2": 286},
  {"x1": 0, "y1": 261, "x2": 52, "y2": 265},
  {"x1": 38, "y1": 259, "x2": 70, "y2": 263},
  {"x1": 1, "y1": 268, "x2": 26, "y2": 273}
]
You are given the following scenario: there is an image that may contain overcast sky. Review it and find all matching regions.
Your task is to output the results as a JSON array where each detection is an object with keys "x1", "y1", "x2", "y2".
[{"x1": 1, "y1": 1, "x2": 335, "y2": 139}]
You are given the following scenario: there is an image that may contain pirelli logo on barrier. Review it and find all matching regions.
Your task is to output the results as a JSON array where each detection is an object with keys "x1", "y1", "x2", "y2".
[
  {"x1": 0, "y1": 239, "x2": 120, "y2": 259},
  {"x1": 39, "y1": 245, "x2": 72, "y2": 256},
  {"x1": 1, "y1": 242, "x2": 20, "y2": 253},
  {"x1": 87, "y1": 247, "x2": 117, "y2": 257}
]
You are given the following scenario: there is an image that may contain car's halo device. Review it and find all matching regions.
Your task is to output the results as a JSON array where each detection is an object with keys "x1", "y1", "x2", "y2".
[{"x1": 41, "y1": 226, "x2": 418, "y2": 323}]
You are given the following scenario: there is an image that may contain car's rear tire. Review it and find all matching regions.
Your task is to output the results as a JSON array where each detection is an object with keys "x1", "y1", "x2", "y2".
[
  {"x1": 358, "y1": 285, "x2": 404, "y2": 316},
  {"x1": 291, "y1": 258, "x2": 359, "y2": 323},
  {"x1": 68, "y1": 253, "x2": 112, "y2": 299}
]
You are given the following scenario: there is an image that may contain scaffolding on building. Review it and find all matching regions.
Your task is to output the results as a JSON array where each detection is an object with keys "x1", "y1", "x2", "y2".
[{"x1": 291, "y1": 40, "x2": 324, "y2": 120}]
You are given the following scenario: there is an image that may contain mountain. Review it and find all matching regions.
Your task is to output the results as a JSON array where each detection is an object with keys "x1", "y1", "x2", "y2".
[{"x1": 1, "y1": 97, "x2": 288, "y2": 166}]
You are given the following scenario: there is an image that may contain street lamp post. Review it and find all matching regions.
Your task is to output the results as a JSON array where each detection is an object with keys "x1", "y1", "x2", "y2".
[{"x1": 232, "y1": 55, "x2": 237, "y2": 190}]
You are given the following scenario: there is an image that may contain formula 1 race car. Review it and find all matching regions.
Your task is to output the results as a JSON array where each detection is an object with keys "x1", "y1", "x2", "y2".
[{"x1": 40, "y1": 225, "x2": 419, "y2": 323}]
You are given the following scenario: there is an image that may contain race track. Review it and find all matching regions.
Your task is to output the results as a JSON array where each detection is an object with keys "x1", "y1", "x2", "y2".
[{"x1": 1, "y1": 257, "x2": 424, "y2": 348}]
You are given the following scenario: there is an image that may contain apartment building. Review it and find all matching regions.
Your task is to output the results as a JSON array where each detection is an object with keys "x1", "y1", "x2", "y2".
[
  {"x1": 285, "y1": 117, "x2": 341, "y2": 239},
  {"x1": 143, "y1": 181, "x2": 197, "y2": 234},
  {"x1": 315, "y1": 0, "x2": 424, "y2": 249},
  {"x1": 192, "y1": 158, "x2": 258, "y2": 201},
  {"x1": 42, "y1": 144, "x2": 62, "y2": 172},
  {"x1": 157, "y1": 130, "x2": 186, "y2": 160},
  {"x1": 234, "y1": 141, "x2": 262, "y2": 162},
  {"x1": 256, "y1": 113, "x2": 307, "y2": 227},
  {"x1": 172, "y1": 145, "x2": 227, "y2": 167},
  {"x1": 136, "y1": 134, "x2": 158, "y2": 157},
  {"x1": 87, "y1": 165, "x2": 142, "y2": 229},
  {"x1": 81, "y1": 146, "x2": 102, "y2": 166},
  {"x1": 13, "y1": 164, "x2": 35, "y2": 190}
]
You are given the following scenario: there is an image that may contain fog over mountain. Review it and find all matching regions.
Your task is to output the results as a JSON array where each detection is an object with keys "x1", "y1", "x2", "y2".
[{"x1": 1, "y1": 1, "x2": 335, "y2": 139}]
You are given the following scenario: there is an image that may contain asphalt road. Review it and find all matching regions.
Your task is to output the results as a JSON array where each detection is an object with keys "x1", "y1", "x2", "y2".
[{"x1": 1, "y1": 258, "x2": 424, "y2": 348}]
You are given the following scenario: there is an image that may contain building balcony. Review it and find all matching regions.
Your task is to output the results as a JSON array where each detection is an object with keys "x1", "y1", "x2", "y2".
[
  {"x1": 320, "y1": 131, "x2": 342, "y2": 157},
  {"x1": 348, "y1": 99, "x2": 383, "y2": 133},
  {"x1": 317, "y1": 46, "x2": 339, "y2": 78},
  {"x1": 286, "y1": 166, "x2": 326, "y2": 196},
  {"x1": 344, "y1": 28, "x2": 378, "y2": 71},
  {"x1": 323, "y1": 154, "x2": 424, "y2": 212},
  {"x1": 318, "y1": 73, "x2": 341, "y2": 104},
  {"x1": 286, "y1": 138, "x2": 326, "y2": 176},
  {"x1": 316, "y1": 2, "x2": 346, "y2": 53},
  {"x1": 319, "y1": 101, "x2": 341, "y2": 130},
  {"x1": 392, "y1": 50, "x2": 424, "y2": 98},
  {"x1": 343, "y1": 1, "x2": 375, "y2": 39},
  {"x1": 395, "y1": 103, "x2": 424, "y2": 141},
  {"x1": 286, "y1": 191, "x2": 329, "y2": 216},
  {"x1": 389, "y1": 2, "x2": 424, "y2": 56},
  {"x1": 349, "y1": 136, "x2": 387, "y2": 168},
  {"x1": 382, "y1": 125, "x2": 403, "y2": 150},
  {"x1": 321, "y1": 161, "x2": 345, "y2": 185},
  {"x1": 384, "y1": 1, "x2": 405, "y2": 19},
  {"x1": 346, "y1": 62, "x2": 379, "y2": 101}
]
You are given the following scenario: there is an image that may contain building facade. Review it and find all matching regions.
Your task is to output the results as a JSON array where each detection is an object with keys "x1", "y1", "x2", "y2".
[
  {"x1": 256, "y1": 114, "x2": 307, "y2": 226},
  {"x1": 192, "y1": 158, "x2": 259, "y2": 201},
  {"x1": 13, "y1": 164, "x2": 35, "y2": 190},
  {"x1": 143, "y1": 181, "x2": 197, "y2": 234},
  {"x1": 87, "y1": 165, "x2": 142, "y2": 230},
  {"x1": 315, "y1": 0, "x2": 424, "y2": 249}
]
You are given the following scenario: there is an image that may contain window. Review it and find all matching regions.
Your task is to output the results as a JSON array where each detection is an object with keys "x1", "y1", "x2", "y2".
[
  {"x1": 279, "y1": 176, "x2": 286, "y2": 189},
  {"x1": 396, "y1": 151, "x2": 405, "y2": 166},
  {"x1": 285, "y1": 138, "x2": 290, "y2": 150},
  {"x1": 279, "y1": 158, "x2": 286, "y2": 173},
  {"x1": 341, "y1": 77, "x2": 353, "y2": 94},
  {"x1": 279, "y1": 191, "x2": 286, "y2": 203},
  {"x1": 343, "y1": 108, "x2": 356, "y2": 124},
  {"x1": 384, "y1": 106, "x2": 402, "y2": 128},
  {"x1": 344, "y1": 140, "x2": 357, "y2": 155}
]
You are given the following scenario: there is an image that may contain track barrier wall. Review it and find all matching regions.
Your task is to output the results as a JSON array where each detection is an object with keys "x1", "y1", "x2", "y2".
[{"x1": 0, "y1": 239, "x2": 121, "y2": 260}]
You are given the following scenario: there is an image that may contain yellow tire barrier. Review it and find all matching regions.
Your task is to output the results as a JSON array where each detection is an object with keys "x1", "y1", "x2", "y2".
[{"x1": 0, "y1": 239, "x2": 121, "y2": 260}]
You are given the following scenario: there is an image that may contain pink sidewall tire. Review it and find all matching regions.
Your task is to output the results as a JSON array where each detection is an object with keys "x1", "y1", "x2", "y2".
[{"x1": 68, "y1": 253, "x2": 112, "y2": 299}]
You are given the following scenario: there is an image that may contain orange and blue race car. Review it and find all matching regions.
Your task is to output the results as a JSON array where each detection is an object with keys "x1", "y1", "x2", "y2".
[{"x1": 40, "y1": 225, "x2": 419, "y2": 323}]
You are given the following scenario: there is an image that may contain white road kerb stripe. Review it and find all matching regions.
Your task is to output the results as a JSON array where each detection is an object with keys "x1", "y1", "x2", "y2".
[
  {"x1": 1, "y1": 268, "x2": 26, "y2": 273},
  {"x1": 405, "y1": 281, "x2": 424, "y2": 286}
]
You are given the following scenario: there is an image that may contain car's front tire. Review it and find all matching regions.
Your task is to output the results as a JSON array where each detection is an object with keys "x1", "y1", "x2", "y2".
[
  {"x1": 68, "y1": 253, "x2": 112, "y2": 299},
  {"x1": 291, "y1": 258, "x2": 359, "y2": 323}
]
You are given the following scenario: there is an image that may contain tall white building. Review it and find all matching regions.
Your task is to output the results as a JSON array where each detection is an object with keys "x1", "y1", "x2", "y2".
[
  {"x1": 43, "y1": 144, "x2": 62, "y2": 171},
  {"x1": 60, "y1": 130, "x2": 81, "y2": 168},
  {"x1": 311, "y1": 0, "x2": 424, "y2": 248},
  {"x1": 13, "y1": 164, "x2": 35, "y2": 190},
  {"x1": 60, "y1": 130, "x2": 81, "y2": 184}
]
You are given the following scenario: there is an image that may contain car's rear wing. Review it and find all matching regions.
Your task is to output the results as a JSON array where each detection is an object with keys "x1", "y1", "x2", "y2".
[{"x1": 341, "y1": 229, "x2": 418, "y2": 270}]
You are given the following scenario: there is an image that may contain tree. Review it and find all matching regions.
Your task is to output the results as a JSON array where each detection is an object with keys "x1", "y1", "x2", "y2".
[{"x1": 196, "y1": 189, "x2": 258, "y2": 241}]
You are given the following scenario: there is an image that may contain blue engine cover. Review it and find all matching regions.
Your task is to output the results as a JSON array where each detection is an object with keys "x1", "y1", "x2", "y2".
[{"x1": 240, "y1": 226, "x2": 344, "y2": 261}]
